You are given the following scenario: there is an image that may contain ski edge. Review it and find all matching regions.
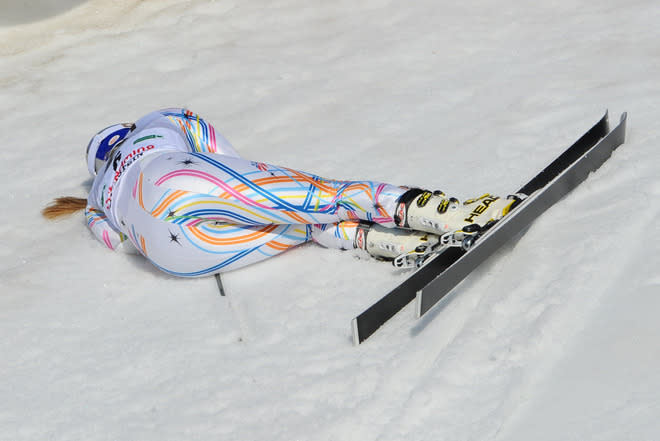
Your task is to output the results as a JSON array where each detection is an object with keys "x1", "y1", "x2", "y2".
[{"x1": 351, "y1": 317, "x2": 360, "y2": 346}]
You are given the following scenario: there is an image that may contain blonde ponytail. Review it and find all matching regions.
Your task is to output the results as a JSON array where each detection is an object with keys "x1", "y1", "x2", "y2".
[{"x1": 42, "y1": 196, "x2": 88, "y2": 220}]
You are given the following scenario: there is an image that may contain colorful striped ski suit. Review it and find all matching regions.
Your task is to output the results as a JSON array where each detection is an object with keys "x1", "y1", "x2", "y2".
[{"x1": 86, "y1": 108, "x2": 407, "y2": 277}]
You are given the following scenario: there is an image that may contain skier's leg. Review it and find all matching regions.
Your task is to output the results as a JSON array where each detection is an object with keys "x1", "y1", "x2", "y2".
[
  {"x1": 139, "y1": 151, "x2": 517, "y2": 234},
  {"x1": 136, "y1": 151, "x2": 407, "y2": 227},
  {"x1": 123, "y1": 152, "x2": 516, "y2": 276}
]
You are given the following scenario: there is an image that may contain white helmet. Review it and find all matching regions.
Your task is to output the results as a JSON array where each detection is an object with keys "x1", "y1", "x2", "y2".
[{"x1": 86, "y1": 123, "x2": 134, "y2": 176}]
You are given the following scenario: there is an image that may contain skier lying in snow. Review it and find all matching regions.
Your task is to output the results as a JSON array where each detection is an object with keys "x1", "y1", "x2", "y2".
[{"x1": 43, "y1": 108, "x2": 518, "y2": 277}]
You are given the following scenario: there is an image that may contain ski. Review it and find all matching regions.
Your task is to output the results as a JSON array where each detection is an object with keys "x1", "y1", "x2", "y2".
[
  {"x1": 352, "y1": 111, "x2": 626, "y2": 345},
  {"x1": 416, "y1": 112, "x2": 627, "y2": 317}
]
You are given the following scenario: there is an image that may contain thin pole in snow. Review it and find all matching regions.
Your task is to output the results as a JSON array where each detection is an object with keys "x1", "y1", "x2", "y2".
[{"x1": 215, "y1": 273, "x2": 226, "y2": 296}]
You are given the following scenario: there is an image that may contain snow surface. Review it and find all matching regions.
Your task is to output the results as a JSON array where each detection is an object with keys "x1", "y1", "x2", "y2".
[{"x1": 1, "y1": 0, "x2": 659, "y2": 440}]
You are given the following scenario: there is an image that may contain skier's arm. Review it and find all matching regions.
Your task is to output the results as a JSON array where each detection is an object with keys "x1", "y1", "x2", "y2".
[
  {"x1": 163, "y1": 108, "x2": 242, "y2": 158},
  {"x1": 85, "y1": 204, "x2": 138, "y2": 254}
]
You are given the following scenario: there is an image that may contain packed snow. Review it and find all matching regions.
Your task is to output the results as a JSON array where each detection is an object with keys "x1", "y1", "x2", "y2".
[{"x1": 1, "y1": 0, "x2": 659, "y2": 440}]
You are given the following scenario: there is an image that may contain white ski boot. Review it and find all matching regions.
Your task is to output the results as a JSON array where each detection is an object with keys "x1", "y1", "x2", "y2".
[
  {"x1": 354, "y1": 222, "x2": 440, "y2": 261},
  {"x1": 394, "y1": 189, "x2": 520, "y2": 235}
]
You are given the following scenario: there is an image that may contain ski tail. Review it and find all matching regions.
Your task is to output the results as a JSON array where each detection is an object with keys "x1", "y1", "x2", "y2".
[{"x1": 518, "y1": 111, "x2": 610, "y2": 196}]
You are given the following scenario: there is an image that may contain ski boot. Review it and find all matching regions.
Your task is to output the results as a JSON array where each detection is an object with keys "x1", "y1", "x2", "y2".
[
  {"x1": 354, "y1": 222, "x2": 484, "y2": 269},
  {"x1": 354, "y1": 222, "x2": 440, "y2": 262},
  {"x1": 394, "y1": 189, "x2": 521, "y2": 236}
]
